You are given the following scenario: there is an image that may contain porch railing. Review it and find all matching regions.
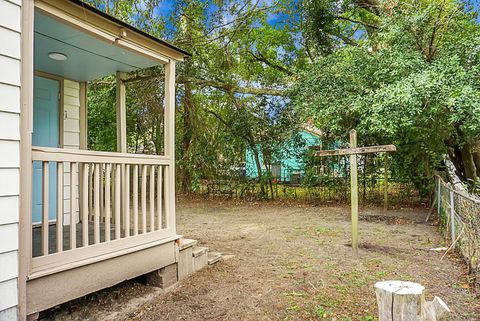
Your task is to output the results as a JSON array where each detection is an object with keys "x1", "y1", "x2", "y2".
[{"x1": 30, "y1": 147, "x2": 176, "y2": 278}]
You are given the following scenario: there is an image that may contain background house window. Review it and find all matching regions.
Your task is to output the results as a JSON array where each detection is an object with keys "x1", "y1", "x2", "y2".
[{"x1": 271, "y1": 164, "x2": 281, "y2": 180}]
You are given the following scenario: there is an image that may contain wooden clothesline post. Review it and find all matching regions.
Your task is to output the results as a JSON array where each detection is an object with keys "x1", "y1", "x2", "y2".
[
  {"x1": 349, "y1": 130, "x2": 358, "y2": 256},
  {"x1": 384, "y1": 156, "x2": 388, "y2": 211},
  {"x1": 312, "y1": 129, "x2": 396, "y2": 257}
]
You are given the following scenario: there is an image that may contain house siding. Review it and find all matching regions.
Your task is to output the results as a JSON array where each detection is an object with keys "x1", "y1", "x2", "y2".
[
  {"x1": 63, "y1": 79, "x2": 81, "y2": 225},
  {"x1": 0, "y1": 0, "x2": 21, "y2": 319}
]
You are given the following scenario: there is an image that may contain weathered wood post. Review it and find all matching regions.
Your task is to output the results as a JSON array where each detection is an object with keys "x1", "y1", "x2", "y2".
[
  {"x1": 375, "y1": 281, "x2": 424, "y2": 321},
  {"x1": 423, "y1": 297, "x2": 451, "y2": 321},
  {"x1": 350, "y1": 129, "x2": 358, "y2": 257},
  {"x1": 449, "y1": 189, "x2": 455, "y2": 243},
  {"x1": 384, "y1": 155, "x2": 388, "y2": 211},
  {"x1": 437, "y1": 177, "x2": 441, "y2": 217},
  {"x1": 312, "y1": 132, "x2": 396, "y2": 257},
  {"x1": 375, "y1": 281, "x2": 450, "y2": 321}
]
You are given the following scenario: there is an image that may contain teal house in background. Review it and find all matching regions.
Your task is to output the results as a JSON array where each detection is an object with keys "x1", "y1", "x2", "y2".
[{"x1": 245, "y1": 124, "x2": 323, "y2": 183}]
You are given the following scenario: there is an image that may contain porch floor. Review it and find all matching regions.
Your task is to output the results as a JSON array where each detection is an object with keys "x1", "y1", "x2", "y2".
[{"x1": 32, "y1": 222, "x2": 121, "y2": 257}]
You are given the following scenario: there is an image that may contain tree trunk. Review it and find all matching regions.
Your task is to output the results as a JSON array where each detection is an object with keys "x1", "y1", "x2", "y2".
[
  {"x1": 375, "y1": 281, "x2": 425, "y2": 321},
  {"x1": 449, "y1": 147, "x2": 465, "y2": 180},
  {"x1": 155, "y1": 114, "x2": 161, "y2": 154},
  {"x1": 422, "y1": 297, "x2": 451, "y2": 321},
  {"x1": 374, "y1": 281, "x2": 450, "y2": 321},
  {"x1": 472, "y1": 140, "x2": 480, "y2": 173},
  {"x1": 249, "y1": 143, "x2": 265, "y2": 197},
  {"x1": 460, "y1": 141, "x2": 477, "y2": 186},
  {"x1": 178, "y1": 11, "x2": 194, "y2": 194},
  {"x1": 444, "y1": 155, "x2": 468, "y2": 194},
  {"x1": 180, "y1": 79, "x2": 194, "y2": 194},
  {"x1": 263, "y1": 152, "x2": 275, "y2": 200},
  {"x1": 252, "y1": 147, "x2": 262, "y2": 180},
  {"x1": 134, "y1": 125, "x2": 140, "y2": 153},
  {"x1": 269, "y1": 178, "x2": 274, "y2": 200}
]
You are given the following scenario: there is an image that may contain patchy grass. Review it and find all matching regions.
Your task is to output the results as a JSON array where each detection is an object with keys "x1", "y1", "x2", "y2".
[
  {"x1": 128, "y1": 199, "x2": 479, "y2": 321},
  {"x1": 41, "y1": 199, "x2": 480, "y2": 321}
]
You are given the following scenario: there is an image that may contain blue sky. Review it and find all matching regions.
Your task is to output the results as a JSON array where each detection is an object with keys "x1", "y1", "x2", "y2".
[
  {"x1": 151, "y1": 0, "x2": 480, "y2": 28},
  {"x1": 145, "y1": 0, "x2": 294, "y2": 29},
  {"x1": 97, "y1": 0, "x2": 480, "y2": 31},
  {"x1": 154, "y1": 1, "x2": 175, "y2": 18}
]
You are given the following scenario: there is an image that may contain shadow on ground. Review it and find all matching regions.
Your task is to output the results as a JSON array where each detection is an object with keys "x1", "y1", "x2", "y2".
[{"x1": 40, "y1": 198, "x2": 480, "y2": 321}]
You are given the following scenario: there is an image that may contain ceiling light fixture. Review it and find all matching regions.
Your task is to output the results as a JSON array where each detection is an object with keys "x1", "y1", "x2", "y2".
[{"x1": 48, "y1": 52, "x2": 68, "y2": 61}]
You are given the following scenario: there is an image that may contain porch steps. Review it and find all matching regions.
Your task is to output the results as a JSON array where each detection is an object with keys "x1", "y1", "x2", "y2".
[
  {"x1": 208, "y1": 252, "x2": 222, "y2": 265},
  {"x1": 177, "y1": 238, "x2": 223, "y2": 280},
  {"x1": 192, "y1": 246, "x2": 208, "y2": 271},
  {"x1": 179, "y1": 238, "x2": 197, "y2": 250}
]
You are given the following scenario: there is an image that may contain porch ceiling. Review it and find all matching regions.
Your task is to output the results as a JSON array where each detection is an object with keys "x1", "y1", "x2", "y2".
[{"x1": 34, "y1": 10, "x2": 160, "y2": 82}]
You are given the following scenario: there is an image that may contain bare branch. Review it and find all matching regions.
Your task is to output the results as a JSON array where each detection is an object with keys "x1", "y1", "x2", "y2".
[
  {"x1": 194, "y1": 78, "x2": 286, "y2": 96},
  {"x1": 354, "y1": 0, "x2": 381, "y2": 15},
  {"x1": 333, "y1": 32, "x2": 358, "y2": 46},
  {"x1": 333, "y1": 15, "x2": 378, "y2": 29},
  {"x1": 248, "y1": 50, "x2": 296, "y2": 76}
]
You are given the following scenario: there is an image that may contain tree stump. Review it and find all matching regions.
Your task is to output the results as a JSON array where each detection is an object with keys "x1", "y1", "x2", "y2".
[
  {"x1": 421, "y1": 297, "x2": 451, "y2": 321},
  {"x1": 375, "y1": 281, "x2": 425, "y2": 321},
  {"x1": 374, "y1": 281, "x2": 450, "y2": 321}
]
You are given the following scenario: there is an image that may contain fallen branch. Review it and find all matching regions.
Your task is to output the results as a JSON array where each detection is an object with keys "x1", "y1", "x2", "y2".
[
  {"x1": 440, "y1": 228, "x2": 464, "y2": 261},
  {"x1": 425, "y1": 198, "x2": 437, "y2": 223}
]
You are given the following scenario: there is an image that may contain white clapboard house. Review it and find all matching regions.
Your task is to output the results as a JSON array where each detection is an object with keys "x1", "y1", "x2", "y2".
[{"x1": 0, "y1": 0, "x2": 190, "y2": 319}]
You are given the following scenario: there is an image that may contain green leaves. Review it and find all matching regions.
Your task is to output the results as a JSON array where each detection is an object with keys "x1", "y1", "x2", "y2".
[{"x1": 292, "y1": 0, "x2": 480, "y2": 190}]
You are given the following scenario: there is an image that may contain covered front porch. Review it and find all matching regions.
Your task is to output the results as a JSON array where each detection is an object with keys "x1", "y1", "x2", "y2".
[{"x1": 22, "y1": 0, "x2": 188, "y2": 315}]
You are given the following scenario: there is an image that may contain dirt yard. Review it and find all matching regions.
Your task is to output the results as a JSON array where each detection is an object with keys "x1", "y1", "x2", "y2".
[{"x1": 41, "y1": 198, "x2": 480, "y2": 321}]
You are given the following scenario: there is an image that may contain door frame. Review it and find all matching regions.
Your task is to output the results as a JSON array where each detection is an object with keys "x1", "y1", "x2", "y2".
[
  {"x1": 32, "y1": 72, "x2": 63, "y2": 227},
  {"x1": 34, "y1": 71, "x2": 64, "y2": 148}
]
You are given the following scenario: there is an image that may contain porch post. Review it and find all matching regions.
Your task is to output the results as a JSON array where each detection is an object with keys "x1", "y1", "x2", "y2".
[
  {"x1": 19, "y1": 0, "x2": 35, "y2": 319},
  {"x1": 79, "y1": 82, "x2": 88, "y2": 150},
  {"x1": 116, "y1": 72, "x2": 127, "y2": 230},
  {"x1": 79, "y1": 82, "x2": 87, "y2": 228},
  {"x1": 164, "y1": 61, "x2": 176, "y2": 233},
  {"x1": 116, "y1": 72, "x2": 127, "y2": 153}
]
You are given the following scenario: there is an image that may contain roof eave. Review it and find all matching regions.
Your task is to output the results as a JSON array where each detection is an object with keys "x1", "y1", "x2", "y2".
[{"x1": 37, "y1": 0, "x2": 190, "y2": 62}]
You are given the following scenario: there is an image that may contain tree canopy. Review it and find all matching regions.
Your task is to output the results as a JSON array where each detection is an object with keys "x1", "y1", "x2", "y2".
[
  {"x1": 293, "y1": 0, "x2": 480, "y2": 193},
  {"x1": 84, "y1": 0, "x2": 480, "y2": 195}
]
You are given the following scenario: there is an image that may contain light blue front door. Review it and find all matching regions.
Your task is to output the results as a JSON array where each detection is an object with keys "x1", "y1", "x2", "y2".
[{"x1": 32, "y1": 76, "x2": 60, "y2": 224}]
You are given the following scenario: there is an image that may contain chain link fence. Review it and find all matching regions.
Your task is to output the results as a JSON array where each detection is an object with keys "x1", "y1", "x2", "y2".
[
  {"x1": 201, "y1": 176, "x2": 423, "y2": 207},
  {"x1": 436, "y1": 175, "x2": 480, "y2": 289}
]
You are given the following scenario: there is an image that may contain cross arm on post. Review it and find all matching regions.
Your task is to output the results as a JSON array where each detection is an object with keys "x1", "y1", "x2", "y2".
[
  {"x1": 310, "y1": 129, "x2": 396, "y2": 259},
  {"x1": 312, "y1": 145, "x2": 396, "y2": 157}
]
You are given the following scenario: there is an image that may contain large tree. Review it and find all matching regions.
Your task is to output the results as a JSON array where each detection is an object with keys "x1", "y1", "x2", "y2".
[
  {"x1": 84, "y1": 0, "x2": 480, "y2": 195},
  {"x1": 293, "y1": 0, "x2": 480, "y2": 192},
  {"x1": 84, "y1": 0, "x2": 303, "y2": 192}
]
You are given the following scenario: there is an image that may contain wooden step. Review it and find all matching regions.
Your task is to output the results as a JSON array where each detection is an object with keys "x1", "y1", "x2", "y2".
[
  {"x1": 192, "y1": 246, "x2": 208, "y2": 271},
  {"x1": 179, "y1": 238, "x2": 197, "y2": 250},
  {"x1": 192, "y1": 246, "x2": 208, "y2": 257},
  {"x1": 178, "y1": 239, "x2": 198, "y2": 280},
  {"x1": 208, "y1": 252, "x2": 222, "y2": 265}
]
